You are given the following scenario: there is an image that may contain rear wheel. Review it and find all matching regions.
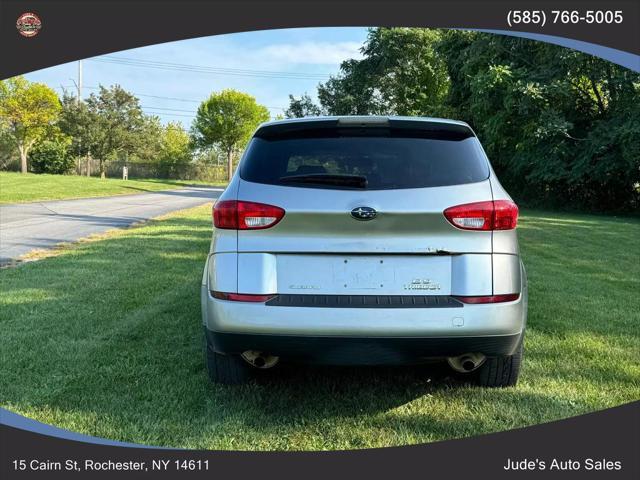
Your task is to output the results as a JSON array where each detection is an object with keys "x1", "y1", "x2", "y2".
[
  {"x1": 205, "y1": 334, "x2": 253, "y2": 385},
  {"x1": 473, "y1": 339, "x2": 523, "y2": 388}
]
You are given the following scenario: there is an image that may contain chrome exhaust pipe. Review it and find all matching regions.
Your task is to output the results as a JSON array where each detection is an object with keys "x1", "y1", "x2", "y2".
[
  {"x1": 241, "y1": 350, "x2": 279, "y2": 369},
  {"x1": 462, "y1": 358, "x2": 476, "y2": 371},
  {"x1": 447, "y1": 353, "x2": 486, "y2": 373}
]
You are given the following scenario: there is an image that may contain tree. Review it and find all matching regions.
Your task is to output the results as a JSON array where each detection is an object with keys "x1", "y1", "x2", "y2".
[
  {"x1": 318, "y1": 58, "x2": 384, "y2": 115},
  {"x1": 317, "y1": 28, "x2": 449, "y2": 116},
  {"x1": 0, "y1": 76, "x2": 61, "y2": 173},
  {"x1": 191, "y1": 89, "x2": 270, "y2": 181},
  {"x1": 284, "y1": 93, "x2": 323, "y2": 118},
  {"x1": 437, "y1": 30, "x2": 640, "y2": 210},
  {"x1": 83, "y1": 85, "x2": 145, "y2": 178},
  {"x1": 0, "y1": 126, "x2": 18, "y2": 170},
  {"x1": 60, "y1": 90, "x2": 166, "y2": 177},
  {"x1": 131, "y1": 115, "x2": 163, "y2": 163},
  {"x1": 157, "y1": 122, "x2": 192, "y2": 178},
  {"x1": 292, "y1": 27, "x2": 639, "y2": 212},
  {"x1": 59, "y1": 92, "x2": 94, "y2": 158},
  {"x1": 59, "y1": 93, "x2": 95, "y2": 175}
]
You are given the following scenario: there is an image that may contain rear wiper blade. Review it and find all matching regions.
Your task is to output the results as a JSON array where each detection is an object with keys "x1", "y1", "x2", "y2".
[{"x1": 279, "y1": 174, "x2": 368, "y2": 188}]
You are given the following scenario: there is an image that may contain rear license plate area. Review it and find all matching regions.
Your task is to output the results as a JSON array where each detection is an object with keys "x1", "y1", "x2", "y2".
[{"x1": 277, "y1": 255, "x2": 452, "y2": 295}]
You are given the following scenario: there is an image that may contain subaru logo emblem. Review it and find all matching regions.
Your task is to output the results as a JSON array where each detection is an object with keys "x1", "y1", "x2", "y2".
[{"x1": 350, "y1": 206, "x2": 377, "y2": 221}]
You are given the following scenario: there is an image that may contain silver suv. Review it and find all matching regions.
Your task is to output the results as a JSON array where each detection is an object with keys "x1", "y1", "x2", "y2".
[{"x1": 201, "y1": 116, "x2": 527, "y2": 387}]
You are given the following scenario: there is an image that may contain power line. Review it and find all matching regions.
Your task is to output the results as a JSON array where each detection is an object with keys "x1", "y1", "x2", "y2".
[
  {"x1": 89, "y1": 55, "x2": 332, "y2": 81},
  {"x1": 96, "y1": 55, "x2": 332, "y2": 78},
  {"x1": 140, "y1": 105, "x2": 198, "y2": 113},
  {"x1": 59, "y1": 85, "x2": 203, "y2": 103},
  {"x1": 56, "y1": 85, "x2": 287, "y2": 111},
  {"x1": 101, "y1": 55, "x2": 332, "y2": 77},
  {"x1": 142, "y1": 110, "x2": 196, "y2": 118},
  {"x1": 124, "y1": 92, "x2": 199, "y2": 103},
  {"x1": 135, "y1": 92, "x2": 285, "y2": 110}
]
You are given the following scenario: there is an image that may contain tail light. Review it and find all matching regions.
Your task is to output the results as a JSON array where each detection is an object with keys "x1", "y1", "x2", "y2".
[
  {"x1": 454, "y1": 294, "x2": 520, "y2": 304},
  {"x1": 213, "y1": 200, "x2": 285, "y2": 230},
  {"x1": 212, "y1": 292, "x2": 275, "y2": 302},
  {"x1": 443, "y1": 200, "x2": 518, "y2": 231}
]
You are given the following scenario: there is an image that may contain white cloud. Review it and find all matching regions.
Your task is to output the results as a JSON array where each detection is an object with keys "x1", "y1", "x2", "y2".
[{"x1": 260, "y1": 41, "x2": 363, "y2": 65}]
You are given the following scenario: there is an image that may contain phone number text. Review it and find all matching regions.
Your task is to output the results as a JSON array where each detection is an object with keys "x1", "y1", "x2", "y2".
[{"x1": 507, "y1": 10, "x2": 623, "y2": 28}]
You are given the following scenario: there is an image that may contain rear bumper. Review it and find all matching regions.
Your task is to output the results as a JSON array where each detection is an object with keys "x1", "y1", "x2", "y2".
[
  {"x1": 204, "y1": 328, "x2": 523, "y2": 364},
  {"x1": 201, "y1": 286, "x2": 527, "y2": 338},
  {"x1": 200, "y1": 253, "x2": 528, "y2": 363}
]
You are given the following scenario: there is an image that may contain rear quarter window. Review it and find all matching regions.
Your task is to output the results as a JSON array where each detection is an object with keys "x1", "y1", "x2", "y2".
[{"x1": 240, "y1": 129, "x2": 490, "y2": 190}]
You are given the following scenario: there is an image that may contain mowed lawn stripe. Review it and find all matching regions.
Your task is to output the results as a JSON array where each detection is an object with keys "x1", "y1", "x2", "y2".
[
  {"x1": 1, "y1": 205, "x2": 638, "y2": 450},
  {"x1": 0, "y1": 172, "x2": 225, "y2": 204}
]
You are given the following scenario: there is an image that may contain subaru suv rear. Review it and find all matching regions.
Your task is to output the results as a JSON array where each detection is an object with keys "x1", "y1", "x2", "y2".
[{"x1": 201, "y1": 116, "x2": 527, "y2": 387}]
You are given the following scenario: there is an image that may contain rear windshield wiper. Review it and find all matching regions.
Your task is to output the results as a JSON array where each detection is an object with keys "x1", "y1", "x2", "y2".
[{"x1": 278, "y1": 174, "x2": 368, "y2": 188}]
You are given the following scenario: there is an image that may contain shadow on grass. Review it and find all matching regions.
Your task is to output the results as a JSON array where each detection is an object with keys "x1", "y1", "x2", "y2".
[{"x1": 1, "y1": 207, "x2": 638, "y2": 449}]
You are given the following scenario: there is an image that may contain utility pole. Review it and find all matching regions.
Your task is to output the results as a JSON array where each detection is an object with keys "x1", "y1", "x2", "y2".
[
  {"x1": 77, "y1": 60, "x2": 83, "y2": 104},
  {"x1": 76, "y1": 59, "x2": 88, "y2": 176}
]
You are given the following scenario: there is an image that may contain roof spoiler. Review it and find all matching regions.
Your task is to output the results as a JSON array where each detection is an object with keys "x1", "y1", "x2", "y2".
[{"x1": 255, "y1": 117, "x2": 475, "y2": 140}]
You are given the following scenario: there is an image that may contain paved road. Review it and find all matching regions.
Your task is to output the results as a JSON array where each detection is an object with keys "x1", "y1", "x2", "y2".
[{"x1": 0, "y1": 187, "x2": 222, "y2": 265}]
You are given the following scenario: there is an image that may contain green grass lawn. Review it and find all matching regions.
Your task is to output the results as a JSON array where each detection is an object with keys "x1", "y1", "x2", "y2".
[
  {"x1": 0, "y1": 172, "x2": 226, "y2": 204},
  {"x1": 0, "y1": 206, "x2": 638, "y2": 450}
]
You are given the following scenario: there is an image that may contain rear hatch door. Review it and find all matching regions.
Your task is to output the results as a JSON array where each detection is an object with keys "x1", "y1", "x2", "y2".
[{"x1": 236, "y1": 118, "x2": 493, "y2": 296}]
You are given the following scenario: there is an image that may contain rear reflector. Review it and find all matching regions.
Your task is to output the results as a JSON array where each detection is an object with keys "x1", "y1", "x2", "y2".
[
  {"x1": 453, "y1": 293, "x2": 520, "y2": 304},
  {"x1": 443, "y1": 200, "x2": 518, "y2": 231},
  {"x1": 212, "y1": 291, "x2": 276, "y2": 302},
  {"x1": 213, "y1": 200, "x2": 285, "y2": 230}
]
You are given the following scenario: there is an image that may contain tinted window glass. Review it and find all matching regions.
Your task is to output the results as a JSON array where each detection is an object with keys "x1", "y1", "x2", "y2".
[{"x1": 240, "y1": 133, "x2": 489, "y2": 190}]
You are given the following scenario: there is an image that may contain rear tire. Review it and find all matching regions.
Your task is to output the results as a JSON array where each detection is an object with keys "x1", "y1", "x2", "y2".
[
  {"x1": 473, "y1": 339, "x2": 523, "y2": 388},
  {"x1": 205, "y1": 334, "x2": 253, "y2": 385}
]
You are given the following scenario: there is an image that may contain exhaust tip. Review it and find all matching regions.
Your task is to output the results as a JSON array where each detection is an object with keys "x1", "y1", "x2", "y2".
[
  {"x1": 462, "y1": 359, "x2": 476, "y2": 371},
  {"x1": 241, "y1": 350, "x2": 279, "y2": 369},
  {"x1": 447, "y1": 353, "x2": 486, "y2": 373}
]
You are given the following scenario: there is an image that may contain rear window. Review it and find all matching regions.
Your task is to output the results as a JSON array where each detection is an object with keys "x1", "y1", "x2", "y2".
[{"x1": 240, "y1": 129, "x2": 489, "y2": 190}]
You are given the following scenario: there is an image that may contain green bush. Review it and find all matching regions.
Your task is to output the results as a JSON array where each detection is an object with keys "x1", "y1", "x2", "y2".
[{"x1": 30, "y1": 138, "x2": 74, "y2": 174}]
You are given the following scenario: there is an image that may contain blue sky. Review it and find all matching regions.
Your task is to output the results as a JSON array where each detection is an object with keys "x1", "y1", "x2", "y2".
[{"x1": 24, "y1": 28, "x2": 368, "y2": 126}]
